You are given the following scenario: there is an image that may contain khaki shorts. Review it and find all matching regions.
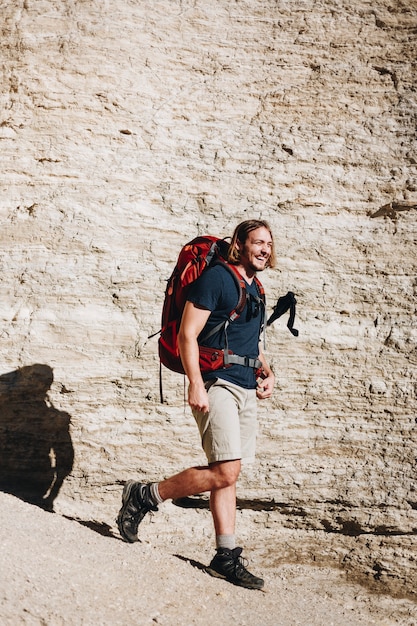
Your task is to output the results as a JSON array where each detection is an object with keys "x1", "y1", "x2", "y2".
[{"x1": 192, "y1": 378, "x2": 258, "y2": 464}]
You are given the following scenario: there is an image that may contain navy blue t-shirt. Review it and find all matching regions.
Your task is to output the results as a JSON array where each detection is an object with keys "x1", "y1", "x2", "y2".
[{"x1": 187, "y1": 264, "x2": 264, "y2": 389}]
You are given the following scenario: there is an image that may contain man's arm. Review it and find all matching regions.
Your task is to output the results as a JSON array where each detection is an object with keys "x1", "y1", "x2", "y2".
[
  {"x1": 256, "y1": 347, "x2": 275, "y2": 399},
  {"x1": 177, "y1": 301, "x2": 211, "y2": 413}
]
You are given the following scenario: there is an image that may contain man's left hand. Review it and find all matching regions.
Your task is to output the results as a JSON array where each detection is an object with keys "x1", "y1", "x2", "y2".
[{"x1": 256, "y1": 373, "x2": 275, "y2": 399}]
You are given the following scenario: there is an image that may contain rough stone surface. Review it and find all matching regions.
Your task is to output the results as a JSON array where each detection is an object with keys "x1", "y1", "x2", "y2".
[
  {"x1": 0, "y1": 0, "x2": 416, "y2": 611},
  {"x1": 3, "y1": 491, "x2": 417, "y2": 626}
]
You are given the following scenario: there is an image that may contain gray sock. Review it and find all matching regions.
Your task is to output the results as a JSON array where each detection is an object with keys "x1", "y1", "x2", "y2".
[
  {"x1": 149, "y1": 482, "x2": 164, "y2": 505},
  {"x1": 216, "y1": 534, "x2": 236, "y2": 551}
]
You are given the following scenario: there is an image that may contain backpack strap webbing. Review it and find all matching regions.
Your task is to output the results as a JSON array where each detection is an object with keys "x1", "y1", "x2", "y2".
[
  {"x1": 198, "y1": 261, "x2": 247, "y2": 344},
  {"x1": 199, "y1": 263, "x2": 266, "y2": 352},
  {"x1": 223, "y1": 354, "x2": 263, "y2": 369}
]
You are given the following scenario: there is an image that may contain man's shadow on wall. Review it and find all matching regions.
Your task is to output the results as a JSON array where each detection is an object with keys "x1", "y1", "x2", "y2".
[{"x1": 0, "y1": 364, "x2": 74, "y2": 512}]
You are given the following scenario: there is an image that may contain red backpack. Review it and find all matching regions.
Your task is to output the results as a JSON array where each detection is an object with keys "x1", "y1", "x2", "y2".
[{"x1": 157, "y1": 235, "x2": 265, "y2": 375}]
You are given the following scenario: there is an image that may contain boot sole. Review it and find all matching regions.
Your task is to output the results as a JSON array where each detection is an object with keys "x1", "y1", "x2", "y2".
[{"x1": 206, "y1": 566, "x2": 264, "y2": 590}]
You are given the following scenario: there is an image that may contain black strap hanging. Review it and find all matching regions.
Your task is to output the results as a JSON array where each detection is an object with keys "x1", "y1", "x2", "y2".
[{"x1": 266, "y1": 291, "x2": 299, "y2": 337}]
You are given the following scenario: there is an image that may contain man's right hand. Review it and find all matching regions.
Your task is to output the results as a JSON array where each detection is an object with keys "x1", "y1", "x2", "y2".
[
  {"x1": 178, "y1": 301, "x2": 212, "y2": 413},
  {"x1": 188, "y1": 381, "x2": 209, "y2": 413}
]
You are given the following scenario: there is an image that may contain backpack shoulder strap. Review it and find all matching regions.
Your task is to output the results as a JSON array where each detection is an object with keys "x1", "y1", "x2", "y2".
[
  {"x1": 207, "y1": 262, "x2": 265, "y2": 321},
  {"x1": 253, "y1": 275, "x2": 265, "y2": 301},
  {"x1": 221, "y1": 262, "x2": 247, "y2": 320},
  {"x1": 198, "y1": 261, "x2": 247, "y2": 343}
]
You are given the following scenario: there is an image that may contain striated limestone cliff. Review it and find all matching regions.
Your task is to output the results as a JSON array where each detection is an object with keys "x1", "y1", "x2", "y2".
[{"x1": 1, "y1": 0, "x2": 416, "y2": 599}]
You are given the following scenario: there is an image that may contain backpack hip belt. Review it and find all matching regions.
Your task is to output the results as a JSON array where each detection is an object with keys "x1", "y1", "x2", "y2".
[
  {"x1": 223, "y1": 353, "x2": 262, "y2": 369},
  {"x1": 198, "y1": 345, "x2": 263, "y2": 374}
]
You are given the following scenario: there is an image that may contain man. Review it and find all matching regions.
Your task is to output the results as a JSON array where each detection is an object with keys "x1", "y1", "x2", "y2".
[{"x1": 117, "y1": 219, "x2": 276, "y2": 590}]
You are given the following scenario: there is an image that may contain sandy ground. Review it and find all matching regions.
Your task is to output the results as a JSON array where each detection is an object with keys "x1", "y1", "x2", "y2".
[{"x1": 1, "y1": 492, "x2": 416, "y2": 626}]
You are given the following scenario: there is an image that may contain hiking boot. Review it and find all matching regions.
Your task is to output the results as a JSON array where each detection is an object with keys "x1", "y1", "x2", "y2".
[
  {"x1": 117, "y1": 480, "x2": 158, "y2": 543},
  {"x1": 207, "y1": 547, "x2": 264, "y2": 590}
]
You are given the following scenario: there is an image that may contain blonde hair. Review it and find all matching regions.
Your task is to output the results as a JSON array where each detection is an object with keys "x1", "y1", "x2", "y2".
[{"x1": 228, "y1": 219, "x2": 276, "y2": 269}]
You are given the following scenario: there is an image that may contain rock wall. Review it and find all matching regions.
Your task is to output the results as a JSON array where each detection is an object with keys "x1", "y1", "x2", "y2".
[{"x1": 1, "y1": 0, "x2": 416, "y2": 598}]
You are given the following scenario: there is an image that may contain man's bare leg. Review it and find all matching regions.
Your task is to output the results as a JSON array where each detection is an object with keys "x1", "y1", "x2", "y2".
[
  {"x1": 157, "y1": 459, "x2": 241, "y2": 507},
  {"x1": 210, "y1": 482, "x2": 237, "y2": 536}
]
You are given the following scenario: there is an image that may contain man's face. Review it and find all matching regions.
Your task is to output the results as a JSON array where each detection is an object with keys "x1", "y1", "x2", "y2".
[{"x1": 237, "y1": 226, "x2": 273, "y2": 274}]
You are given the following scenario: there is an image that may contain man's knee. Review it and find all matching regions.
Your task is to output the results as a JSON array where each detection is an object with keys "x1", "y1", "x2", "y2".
[{"x1": 210, "y1": 460, "x2": 241, "y2": 489}]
